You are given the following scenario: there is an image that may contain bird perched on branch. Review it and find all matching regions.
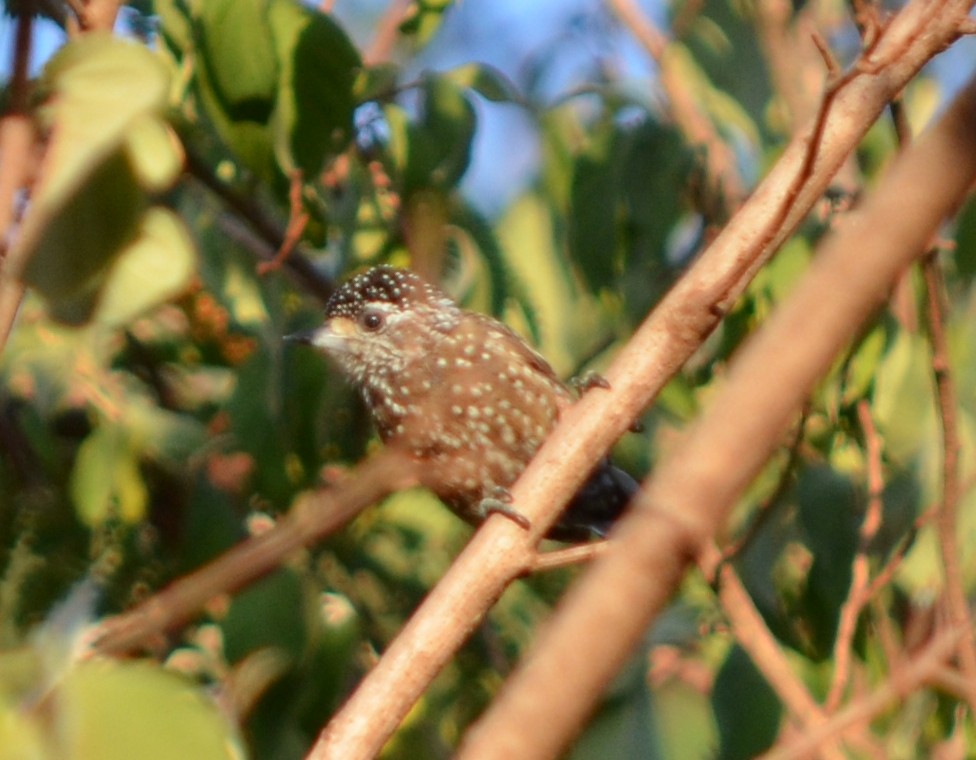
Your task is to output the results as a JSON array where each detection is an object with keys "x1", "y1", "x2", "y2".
[{"x1": 289, "y1": 266, "x2": 636, "y2": 542}]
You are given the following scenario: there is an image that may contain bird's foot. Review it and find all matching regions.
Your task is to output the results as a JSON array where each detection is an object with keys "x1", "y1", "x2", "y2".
[
  {"x1": 570, "y1": 371, "x2": 611, "y2": 397},
  {"x1": 476, "y1": 486, "x2": 531, "y2": 531}
]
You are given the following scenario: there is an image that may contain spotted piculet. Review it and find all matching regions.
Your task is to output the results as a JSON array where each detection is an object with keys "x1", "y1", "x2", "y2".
[{"x1": 293, "y1": 266, "x2": 636, "y2": 542}]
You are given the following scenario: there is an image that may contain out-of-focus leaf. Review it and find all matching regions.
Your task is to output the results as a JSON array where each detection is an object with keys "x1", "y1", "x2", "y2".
[
  {"x1": 69, "y1": 424, "x2": 148, "y2": 525},
  {"x1": 795, "y1": 466, "x2": 860, "y2": 657},
  {"x1": 402, "y1": 74, "x2": 476, "y2": 194},
  {"x1": 873, "y1": 330, "x2": 937, "y2": 464},
  {"x1": 354, "y1": 63, "x2": 400, "y2": 102},
  {"x1": 954, "y1": 196, "x2": 976, "y2": 281},
  {"x1": 196, "y1": 0, "x2": 277, "y2": 118},
  {"x1": 841, "y1": 320, "x2": 891, "y2": 405},
  {"x1": 569, "y1": 112, "x2": 694, "y2": 312},
  {"x1": 446, "y1": 63, "x2": 522, "y2": 103},
  {"x1": 57, "y1": 660, "x2": 242, "y2": 760},
  {"x1": 713, "y1": 645, "x2": 781, "y2": 760},
  {"x1": 570, "y1": 650, "x2": 659, "y2": 760},
  {"x1": 9, "y1": 35, "x2": 175, "y2": 324},
  {"x1": 124, "y1": 116, "x2": 184, "y2": 192},
  {"x1": 92, "y1": 208, "x2": 196, "y2": 327},
  {"x1": 682, "y1": 0, "x2": 771, "y2": 131},
  {"x1": 222, "y1": 570, "x2": 308, "y2": 664},
  {"x1": 399, "y1": 0, "x2": 455, "y2": 45},
  {"x1": 20, "y1": 150, "x2": 146, "y2": 324},
  {"x1": 269, "y1": 0, "x2": 361, "y2": 177}
]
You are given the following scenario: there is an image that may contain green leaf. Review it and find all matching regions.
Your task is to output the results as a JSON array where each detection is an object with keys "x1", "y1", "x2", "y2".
[
  {"x1": 20, "y1": 149, "x2": 147, "y2": 324},
  {"x1": 713, "y1": 646, "x2": 781, "y2": 760},
  {"x1": 8, "y1": 35, "x2": 175, "y2": 325},
  {"x1": 399, "y1": 0, "x2": 455, "y2": 45},
  {"x1": 92, "y1": 208, "x2": 196, "y2": 327},
  {"x1": 269, "y1": 0, "x2": 361, "y2": 177},
  {"x1": 196, "y1": 0, "x2": 277, "y2": 118},
  {"x1": 354, "y1": 63, "x2": 400, "y2": 103},
  {"x1": 795, "y1": 465, "x2": 860, "y2": 657},
  {"x1": 57, "y1": 660, "x2": 242, "y2": 760},
  {"x1": 445, "y1": 63, "x2": 522, "y2": 104},
  {"x1": 69, "y1": 424, "x2": 148, "y2": 525},
  {"x1": 223, "y1": 570, "x2": 308, "y2": 663},
  {"x1": 400, "y1": 74, "x2": 476, "y2": 194}
]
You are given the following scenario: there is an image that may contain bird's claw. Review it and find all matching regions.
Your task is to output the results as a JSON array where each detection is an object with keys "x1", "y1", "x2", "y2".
[
  {"x1": 570, "y1": 371, "x2": 611, "y2": 397},
  {"x1": 477, "y1": 487, "x2": 531, "y2": 531}
]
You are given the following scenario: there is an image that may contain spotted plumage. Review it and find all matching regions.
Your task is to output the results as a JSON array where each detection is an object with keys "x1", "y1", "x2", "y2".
[{"x1": 293, "y1": 265, "x2": 635, "y2": 541}]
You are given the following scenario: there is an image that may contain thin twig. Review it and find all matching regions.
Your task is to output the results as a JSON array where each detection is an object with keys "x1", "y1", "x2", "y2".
[
  {"x1": 257, "y1": 170, "x2": 310, "y2": 275},
  {"x1": 824, "y1": 401, "x2": 886, "y2": 711},
  {"x1": 921, "y1": 252, "x2": 976, "y2": 713},
  {"x1": 526, "y1": 542, "x2": 608, "y2": 574},
  {"x1": 183, "y1": 147, "x2": 335, "y2": 303},
  {"x1": 701, "y1": 545, "x2": 848, "y2": 758},
  {"x1": 762, "y1": 627, "x2": 964, "y2": 760}
]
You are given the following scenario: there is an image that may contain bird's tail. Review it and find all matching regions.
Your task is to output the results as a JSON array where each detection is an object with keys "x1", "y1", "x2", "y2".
[{"x1": 549, "y1": 459, "x2": 638, "y2": 542}]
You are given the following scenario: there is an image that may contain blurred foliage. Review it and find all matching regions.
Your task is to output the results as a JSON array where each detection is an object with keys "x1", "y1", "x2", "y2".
[{"x1": 0, "y1": 0, "x2": 974, "y2": 758}]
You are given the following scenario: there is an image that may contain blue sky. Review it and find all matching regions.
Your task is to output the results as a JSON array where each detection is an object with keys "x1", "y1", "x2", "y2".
[{"x1": 1, "y1": 1, "x2": 974, "y2": 216}]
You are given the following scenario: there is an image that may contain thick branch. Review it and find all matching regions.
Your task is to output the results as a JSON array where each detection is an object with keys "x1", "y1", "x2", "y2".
[
  {"x1": 458, "y1": 64, "x2": 976, "y2": 760},
  {"x1": 311, "y1": 2, "x2": 976, "y2": 757}
]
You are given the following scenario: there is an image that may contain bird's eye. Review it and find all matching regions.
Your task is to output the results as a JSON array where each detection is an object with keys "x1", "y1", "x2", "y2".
[{"x1": 360, "y1": 310, "x2": 384, "y2": 332}]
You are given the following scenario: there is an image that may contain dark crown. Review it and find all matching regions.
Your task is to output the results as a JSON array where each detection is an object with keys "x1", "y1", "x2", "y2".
[{"x1": 325, "y1": 266, "x2": 453, "y2": 319}]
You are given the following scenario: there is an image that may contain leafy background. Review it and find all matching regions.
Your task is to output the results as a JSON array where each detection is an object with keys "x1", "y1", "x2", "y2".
[{"x1": 0, "y1": 0, "x2": 975, "y2": 758}]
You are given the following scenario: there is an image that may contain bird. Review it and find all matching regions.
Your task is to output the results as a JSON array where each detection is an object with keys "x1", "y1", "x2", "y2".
[{"x1": 289, "y1": 265, "x2": 636, "y2": 542}]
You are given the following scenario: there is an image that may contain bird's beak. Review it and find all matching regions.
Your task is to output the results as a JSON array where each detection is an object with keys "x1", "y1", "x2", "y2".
[
  {"x1": 285, "y1": 318, "x2": 355, "y2": 352},
  {"x1": 284, "y1": 328, "x2": 316, "y2": 345}
]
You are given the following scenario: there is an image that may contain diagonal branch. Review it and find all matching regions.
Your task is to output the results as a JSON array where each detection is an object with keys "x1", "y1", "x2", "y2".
[
  {"x1": 310, "y1": 3, "x2": 976, "y2": 758},
  {"x1": 457, "y1": 62, "x2": 976, "y2": 760}
]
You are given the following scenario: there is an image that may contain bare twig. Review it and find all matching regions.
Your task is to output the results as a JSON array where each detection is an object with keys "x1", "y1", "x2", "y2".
[
  {"x1": 183, "y1": 147, "x2": 335, "y2": 303},
  {"x1": 257, "y1": 170, "x2": 310, "y2": 275},
  {"x1": 0, "y1": 12, "x2": 35, "y2": 356},
  {"x1": 922, "y1": 251, "x2": 976, "y2": 712},
  {"x1": 527, "y1": 542, "x2": 608, "y2": 574},
  {"x1": 364, "y1": 0, "x2": 412, "y2": 65},
  {"x1": 91, "y1": 451, "x2": 418, "y2": 656},
  {"x1": 763, "y1": 627, "x2": 964, "y2": 760},
  {"x1": 456, "y1": 63, "x2": 976, "y2": 760},
  {"x1": 701, "y1": 545, "x2": 847, "y2": 759},
  {"x1": 824, "y1": 401, "x2": 886, "y2": 712},
  {"x1": 605, "y1": 0, "x2": 746, "y2": 213}
]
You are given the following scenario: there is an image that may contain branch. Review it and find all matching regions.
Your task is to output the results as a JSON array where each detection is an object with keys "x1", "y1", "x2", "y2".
[
  {"x1": 762, "y1": 627, "x2": 963, "y2": 760},
  {"x1": 824, "y1": 401, "x2": 886, "y2": 712},
  {"x1": 606, "y1": 0, "x2": 746, "y2": 212},
  {"x1": 0, "y1": 12, "x2": 35, "y2": 355},
  {"x1": 311, "y1": 3, "x2": 976, "y2": 757},
  {"x1": 922, "y1": 251, "x2": 976, "y2": 711},
  {"x1": 183, "y1": 147, "x2": 335, "y2": 303},
  {"x1": 701, "y1": 546, "x2": 848, "y2": 759},
  {"x1": 91, "y1": 450, "x2": 418, "y2": 656},
  {"x1": 457, "y1": 58, "x2": 976, "y2": 760}
]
